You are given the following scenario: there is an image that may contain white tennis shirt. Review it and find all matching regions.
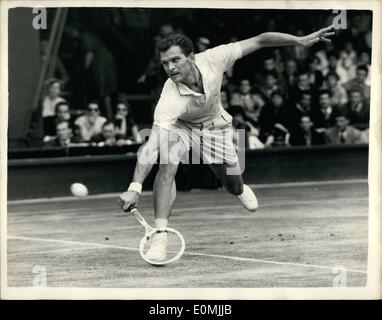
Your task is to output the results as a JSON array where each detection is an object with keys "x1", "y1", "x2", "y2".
[{"x1": 153, "y1": 42, "x2": 243, "y2": 130}]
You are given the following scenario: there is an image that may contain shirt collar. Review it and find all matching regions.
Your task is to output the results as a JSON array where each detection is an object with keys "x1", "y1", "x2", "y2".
[{"x1": 176, "y1": 57, "x2": 205, "y2": 97}]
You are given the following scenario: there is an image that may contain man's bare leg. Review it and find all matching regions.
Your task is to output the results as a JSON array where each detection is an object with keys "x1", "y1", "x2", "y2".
[
  {"x1": 146, "y1": 163, "x2": 178, "y2": 261},
  {"x1": 209, "y1": 163, "x2": 258, "y2": 211},
  {"x1": 153, "y1": 163, "x2": 178, "y2": 220}
]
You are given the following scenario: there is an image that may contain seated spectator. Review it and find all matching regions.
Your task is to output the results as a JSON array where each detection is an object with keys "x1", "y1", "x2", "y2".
[
  {"x1": 258, "y1": 72, "x2": 282, "y2": 104},
  {"x1": 92, "y1": 121, "x2": 139, "y2": 147},
  {"x1": 358, "y1": 51, "x2": 371, "y2": 86},
  {"x1": 230, "y1": 106, "x2": 263, "y2": 150},
  {"x1": 44, "y1": 121, "x2": 79, "y2": 148},
  {"x1": 238, "y1": 79, "x2": 265, "y2": 125},
  {"x1": 324, "y1": 72, "x2": 348, "y2": 107},
  {"x1": 196, "y1": 36, "x2": 210, "y2": 53},
  {"x1": 306, "y1": 56, "x2": 324, "y2": 90},
  {"x1": 311, "y1": 90, "x2": 338, "y2": 132},
  {"x1": 342, "y1": 89, "x2": 370, "y2": 130},
  {"x1": 289, "y1": 72, "x2": 312, "y2": 105},
  {"x1": 289, "y1": 91, "x2": 314, "y2": 132},
  {"x1": 254, "y1": 56, "x2": 280, "y2": 86},
  {"x1": 114, "y1": 101, "x2": 140, "y2": 142},
  {"x1": 221, "y1": 72, "x2": 236, "y2": 95},
  {"x1": 280, "y1": 59, "x2": 298, "y2": 97},
  {"x1": 42, "y1": 79, "x2": 66, "y2": 129},
  {"x1": 325, "y1": 110, "x2": 363, "y2": 145},
  {"x1": 339, "y1": 41, "x2": 357, "y2": 81},
  {"x1": 288, "y1": 115, "x2": 325, "y2": 146},
  {"x1": 259, "y1": 91, "x2": 289, "y2": 147},
  {"x1": 220, "y1": 90, "x2": 230, "y2": 110},
  {"x1": 74, "y1": 101, "x2": 107, "y2": 142},
  {"x1": 323, "y1": 51, "x2": 349, "y2": 84},
  {"x1": 343, "y1": 65, "x2": 370, "y2": 100},
  {"x1": 43, "y1": 102, "x2": 75, "y2": 142},
  {"x1": 228, "y1": 91, "x2": 244, "y2": 108}
]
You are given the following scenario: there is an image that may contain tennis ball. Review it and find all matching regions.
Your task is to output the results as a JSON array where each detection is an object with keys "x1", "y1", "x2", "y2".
[{"x1": 70, "y1": 183, "x2": 89, "y2": 197}]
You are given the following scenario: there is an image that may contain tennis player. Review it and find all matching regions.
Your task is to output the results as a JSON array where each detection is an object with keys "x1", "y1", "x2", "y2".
[{"x1": 119, "y1": 25, "x2": 335, "y2": 261}]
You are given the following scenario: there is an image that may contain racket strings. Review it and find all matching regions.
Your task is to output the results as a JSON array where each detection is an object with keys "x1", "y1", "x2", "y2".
[{"x1": 142, "y1": 229, "x2": 184, "y2": 263}]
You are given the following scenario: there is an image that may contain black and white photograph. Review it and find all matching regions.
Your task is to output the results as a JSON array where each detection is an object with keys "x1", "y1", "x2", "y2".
[{"x1": 1, "y1": 0, "x2": 381, "y2": 300}]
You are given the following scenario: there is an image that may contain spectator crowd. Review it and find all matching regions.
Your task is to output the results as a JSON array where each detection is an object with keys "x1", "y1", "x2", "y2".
[{"x1": 40, "y1": 9, "x2": 371, "y2": 150}]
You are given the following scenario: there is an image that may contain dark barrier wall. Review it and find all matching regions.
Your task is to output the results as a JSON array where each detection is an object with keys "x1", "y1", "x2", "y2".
[
  {"x1": 8, "y1": 8, "x2": 41, "y2": 148},
  {"x1": 8, "y1": 145, "x2": 368, "y2": 200}
]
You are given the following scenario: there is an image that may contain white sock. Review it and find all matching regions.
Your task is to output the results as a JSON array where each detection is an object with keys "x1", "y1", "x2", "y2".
[{"x1": 155, "y1": 218, "x2": 168, "y2": 229}]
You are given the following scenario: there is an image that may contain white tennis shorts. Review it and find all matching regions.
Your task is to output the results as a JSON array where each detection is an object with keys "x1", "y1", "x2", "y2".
[{"x1": 170, "y1": 113, "x2": 239, "y2": 166}]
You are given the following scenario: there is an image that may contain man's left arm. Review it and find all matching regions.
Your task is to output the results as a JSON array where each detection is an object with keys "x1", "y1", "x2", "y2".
[{"x1": 239, "y1": 25, "x2": 335, "y2": 57}]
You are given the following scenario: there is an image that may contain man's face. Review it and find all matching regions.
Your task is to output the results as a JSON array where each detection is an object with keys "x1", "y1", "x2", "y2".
[
  {"x1": 196, "y1": 40, "x2": 208, "y2": 52},
  {"x1": 56, "y1": 122, "x2": 71, "y2": 140},
  {"x1": 309, "y1": 59, "x2": 318, "y2": 71},
  {"x1": 56, "y1": 104, "x2": 70, "y2": 121},
  {"x1": 230, "y1": 93, "x2": 243, "y2": 106},
  {"x1": 49, "y1": 82, "x2": 61, "y2": 97},
  {"x1": 327, "y1": 75, "x2": 338, "y2": 88},
  {"x1": 239, "y1": 80, "x2": 251, "y2": 94},
  {"x1": 350, "y1": 91, "x2": 362, "y2": 105},
  {"x1": 285, "y1": 60, "x2": 297, "y2": 74},
  {"x1": 264, "y1": 58, "x2": 275, "y2": 71},
  {"x1": 300, "y1": 116, "x2": 313, "y2": 131},
  {"x1": 329, "y1": 56, "x2": 338, "y2": 68},
  {"x1": 300, "y1": 94, "x2": 312, "y2": 109},
  {"x1": 336, "y1": 116, "x2": 349, "y2": 131},
  {"x1": 102, "y1": 124, "x2": 116, "y2": 140},
  {"x1": 265, "y1": 75, "x2": 276, "y2": 88},
  {"x1": 298, "y1": 74, "x2": 309, "y2": 88},
  {"x1": 233, "y1": 114, "x2": 245, "y2": 127},
  {"x1": 159, "y1": 24, "x2": 174, "y2": 37},
  {"x1": 160, "y1": 45, "x2": 194, "y2": 84},
  {"x1": 319, "y1": 94, "x2": 331, "y2": 108},
  {"x1": 272, "y1": 94, "x2": 283, "y2": 107},
  {"x1": 356, "y1": 69, "x2": 367, "y2": 83},
  {"x1": 87, "y1": 103, "x2": 100, "y2": 120},
  {"x1": 116, "y1": 103, "x2": 128, "y2": 116}
]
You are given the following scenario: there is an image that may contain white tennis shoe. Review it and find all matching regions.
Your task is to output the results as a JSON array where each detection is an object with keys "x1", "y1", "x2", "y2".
[
  {"x1": 237, "y1": 184, "x2": 258, "y2": 212},
  {"x1": 145, "y1": 233, "x2": 167, "y2": 262}
]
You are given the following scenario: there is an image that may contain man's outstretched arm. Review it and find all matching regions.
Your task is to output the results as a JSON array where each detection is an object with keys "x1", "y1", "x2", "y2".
[{"x1": 239, "y1": 25, "x2": 335, "y2": 57}]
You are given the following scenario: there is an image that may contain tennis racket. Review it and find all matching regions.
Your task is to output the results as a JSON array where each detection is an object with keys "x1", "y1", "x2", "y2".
[{"x1": 127, "y1": 207, "x2": 186, "y2": 266}]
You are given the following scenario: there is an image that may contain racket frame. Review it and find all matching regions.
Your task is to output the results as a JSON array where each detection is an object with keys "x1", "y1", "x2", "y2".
[{"x1": 130, "y1": 208, "x2": 186, "y2": 266}]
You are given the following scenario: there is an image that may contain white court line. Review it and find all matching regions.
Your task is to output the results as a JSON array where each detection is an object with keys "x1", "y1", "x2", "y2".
[
  {"x1": 7, "y1": 246, "x2": 110, "y2": 257},
  {"x1": 7, "y1": 178, "x2": 368, "y2": 205},
  {"x1": 8, "y1": 235, "x2": 367, "y2": 275},
  {"x1": 8, "y1": 196, "x2": 368, "y2": 216}
]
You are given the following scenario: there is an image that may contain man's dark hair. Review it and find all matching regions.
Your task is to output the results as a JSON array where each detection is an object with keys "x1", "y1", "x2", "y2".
[
  {"x1": 102, "y1": 121, "x2": 115, "y2": 128},
  {"x1": 156, "y1": 33, "x2": 194, "y2": 56},
  {"x1": 87, "y1": 100, "x2": 99, "y2": 107},
  {"x1": 271, "y1": 90, "x2": 284, "y2": 99},
  {"x1": 327, "y1": 51, "x2": 339, "y2": 59},
  {"x1": 325, "y1": 72, "x2": 339, "y2": 81},
  {"x1": 55, "y1": 101, "x2": 69, "y2": 114},
  {"x1": 264, "y1": 71, "x2": 279, "y2": 80},
  {"x1": 319, "y1": 89, "x2": 331, "y2": 98},
  {"x1": 356, "y1": 64, "x2": 368, "y2": 74},
  {"x1": 334, "y1": 108, "x2": 350, "y2": 119},
  {"x1": 300, "y1": 91, "x2": 312, "y2": 99}
]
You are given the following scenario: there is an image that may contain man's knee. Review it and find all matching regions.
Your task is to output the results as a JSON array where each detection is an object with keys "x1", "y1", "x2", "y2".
[{"x1": 157, "y1": 164, "x2": 178, "y2": 183}]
